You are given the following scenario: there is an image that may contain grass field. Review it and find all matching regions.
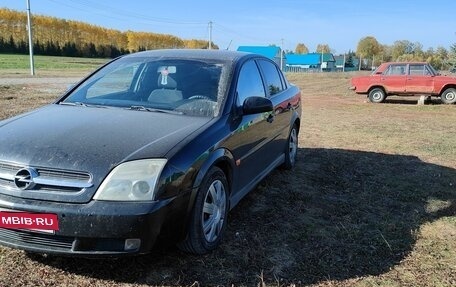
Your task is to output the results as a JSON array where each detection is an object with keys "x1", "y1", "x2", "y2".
[
  {"x1": 0, "y1": 59, "x2": 455, "y2": 286},
  {"x1": 0, "y1": 54, "x2": 108, "y2": 77}
]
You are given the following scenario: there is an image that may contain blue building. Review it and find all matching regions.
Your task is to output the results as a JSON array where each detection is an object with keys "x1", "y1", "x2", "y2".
[
  {"x1": 286, "y1": 53, "x2": 336, "y2": 72},
  {"x1": 237, "y1": 46, "x2": 285, "y2": 68}
]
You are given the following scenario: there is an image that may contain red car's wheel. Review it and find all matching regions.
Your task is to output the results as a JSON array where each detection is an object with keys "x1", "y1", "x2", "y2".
[
  {"x1": 368, "y1": 88, "x2": 386, "y2": 103},
  {"x1": 441, "y1": 88, "x2": 456, "y2": 104}
]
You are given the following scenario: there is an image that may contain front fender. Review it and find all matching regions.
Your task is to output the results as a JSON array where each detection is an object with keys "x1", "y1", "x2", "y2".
[{"x1": 179, "y1": 148, "x2": 235, "y2": 238}]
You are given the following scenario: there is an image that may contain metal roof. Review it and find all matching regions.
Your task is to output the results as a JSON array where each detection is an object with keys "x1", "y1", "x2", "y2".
[
  {"x1": 286, "y1": 53, "x2": 335, "y2": 65},
  {"x1": 237, "y1": 46, "x2": 281, "y2": 60}
]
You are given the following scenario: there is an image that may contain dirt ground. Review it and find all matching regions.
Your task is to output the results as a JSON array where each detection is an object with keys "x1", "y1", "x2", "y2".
[{"x1": 0, "y1": 72, "x2": 455, "y2": 287}]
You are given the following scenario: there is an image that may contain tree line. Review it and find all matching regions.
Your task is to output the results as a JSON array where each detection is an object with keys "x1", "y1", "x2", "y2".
[
  {"x1": 356, "y1": 36, "x2": 456, "y2": 70},
  {"x1": 294, "y1": 38, "x2": 456, "y2": 70},
  {"x1": 0, "y1": 8, "x2": 217, "y2": 58}
]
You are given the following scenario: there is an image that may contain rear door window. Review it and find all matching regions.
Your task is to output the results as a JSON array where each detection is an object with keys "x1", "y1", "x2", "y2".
[
  {"x1": 257, "y1": 60, "x2": 284, "y2": 96},
  {"x1": 409, "y1": 64, "x2": 431, "y2": 75}
]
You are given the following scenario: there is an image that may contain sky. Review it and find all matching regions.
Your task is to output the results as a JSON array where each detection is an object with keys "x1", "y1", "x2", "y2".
[{"x1": 1, "y1": 0, "x2": 455, "y2": 54}]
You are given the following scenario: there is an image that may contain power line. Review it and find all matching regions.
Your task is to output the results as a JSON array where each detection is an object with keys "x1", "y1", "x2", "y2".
[
  {"x1": 49, "y1": 0, "x2": 207, "y2": 25},
  {"x1": 213, "y1": 23, "x2": 264, "y2": 43},
  {"x1": 213, "y1": 23, "x2": 280, "y2": 46}
]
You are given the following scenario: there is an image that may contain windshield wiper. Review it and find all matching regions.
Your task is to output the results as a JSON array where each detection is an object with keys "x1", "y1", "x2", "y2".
[
  {"x1": 59, "y1": 102, "x2": 106, "y2": 108},
  {"x1": 59, "y1": 101, "x2": 85, "y2": 106},
  {"x1": 126, "y1": 105, "x2": 183, "y2": 115}
]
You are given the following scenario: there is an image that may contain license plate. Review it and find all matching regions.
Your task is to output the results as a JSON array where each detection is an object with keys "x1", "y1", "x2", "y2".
[{"x1": 0, "y1": 210, "x2": 59, "y2": 233}]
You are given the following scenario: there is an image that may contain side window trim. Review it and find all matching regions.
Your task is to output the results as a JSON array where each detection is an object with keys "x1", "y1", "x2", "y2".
[
  {"x1": 278, "y1": 67, "x2": 287, "y2": 90},
  {"x1": 424, "y1": 65, "x2": 431, "y2": 75},
  {"x1": 254, "y1": 59, "x2": 270, "y2": 98}
]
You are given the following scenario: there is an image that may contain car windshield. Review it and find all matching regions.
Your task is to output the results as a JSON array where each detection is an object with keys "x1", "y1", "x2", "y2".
[
  {"x1": 371, "y1": 65, "x2": 383, "y2": 75},
  {"x1": 62, "y1": 56, "x2": 228, "y2": 117}
]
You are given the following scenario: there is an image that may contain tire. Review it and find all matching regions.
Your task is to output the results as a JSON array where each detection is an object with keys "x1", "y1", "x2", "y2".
[
  {"x1": 178, "y1": 166, "x2": 229, "y2": 254},
  {"x1": 440, "y1": 88, "x2": 456, "y2": 104},
  {"x1": 281, "y1": 124, "x2": 298, "y2": 170},
  {"x1": 368, "y1": 88, "x2": 386, "y2": 103}
]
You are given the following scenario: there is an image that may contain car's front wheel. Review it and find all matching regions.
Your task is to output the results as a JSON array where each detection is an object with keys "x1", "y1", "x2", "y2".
[
  {"x1": 368, "y1": 88, "x2": 386, "y2": 103},
  {"x1": 178, "y1": 166, "x2": 228, "y2": 254},
  {"x1": 440, "y1": 88, "x2": 456, "y2": 104}
]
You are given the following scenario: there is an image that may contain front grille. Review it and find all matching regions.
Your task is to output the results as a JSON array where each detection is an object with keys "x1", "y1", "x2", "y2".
[
  {"x1": 0, "y1": 228, "x2": 74, "y2": 250},
  {"x1": 0, "y1": 178, "x2": 14, "y2": 189},
  {"x1": 0, "y1": 161, "x2": 92, "y2": 192},
  {"x1": 0, "y1": 162, "x2": 22, "y2": 174},
  {"x1": 38, "y1": 169, "x2": 91, "y2": 182}
]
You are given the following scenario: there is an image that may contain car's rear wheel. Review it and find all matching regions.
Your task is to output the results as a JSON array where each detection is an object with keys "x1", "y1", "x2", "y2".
[
  {"x1": 368, "y1": 88, "x2": 386, "y2": 103},
  {"x1": 281, "y1": 124, "x2": 298, "y2": 170},
  {"x1": 440, "y1": 88, "x2": 456, "y2": 104},
  {"x1": 178, "y1": 166, "x2": 228, "y2": 254}
]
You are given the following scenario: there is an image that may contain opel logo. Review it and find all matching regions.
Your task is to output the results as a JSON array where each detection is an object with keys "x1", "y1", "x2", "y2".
[{"x1": 14, "y1": 168, "x2": 38, "y2": 190}]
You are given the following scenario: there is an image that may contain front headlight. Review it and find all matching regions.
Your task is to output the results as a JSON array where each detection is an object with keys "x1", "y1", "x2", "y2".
[{"x1": 93, "y1": 159, "x2": 167, "y2": 201}]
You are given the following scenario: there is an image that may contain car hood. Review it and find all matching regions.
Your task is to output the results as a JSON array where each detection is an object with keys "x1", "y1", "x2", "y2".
[{"x1": 0, "y1": 104, "x2": 210, "y2": 203}]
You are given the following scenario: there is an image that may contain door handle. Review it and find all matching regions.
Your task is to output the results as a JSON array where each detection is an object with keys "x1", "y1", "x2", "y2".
[{"x1": 266, "y1": 114, "x2": 274, "y2": 123}]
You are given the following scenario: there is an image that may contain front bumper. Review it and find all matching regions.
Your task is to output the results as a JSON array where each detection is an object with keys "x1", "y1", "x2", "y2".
[
  {"x1": 349, "y1": 86, "x2": 356, "y2": 91},
  {"x1": 0, "y1": 192, "x2": 186, "y2": 256}
]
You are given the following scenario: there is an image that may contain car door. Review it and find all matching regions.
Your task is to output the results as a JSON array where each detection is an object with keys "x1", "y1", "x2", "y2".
[
  {"x1": 381, "y1": 64, "x2": 407, "y2": 94},
  {"x1": 225, "y1": 59, "x2": 278, "y2": 195},
  {"x1": 406, "y1": 64, "x2": 434, "y2": 93},
  {"x1": 256, "y1": 59, "x2": 294, "y2": 160}
]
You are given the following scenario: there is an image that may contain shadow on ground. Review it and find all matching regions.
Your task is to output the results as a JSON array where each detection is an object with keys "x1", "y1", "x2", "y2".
[
  {"x1": 384, "y1": 97, "x2": 442, "y2": 105},
  {"x1": 26, "y1": 148, "x2": 456, "y2": 286}
]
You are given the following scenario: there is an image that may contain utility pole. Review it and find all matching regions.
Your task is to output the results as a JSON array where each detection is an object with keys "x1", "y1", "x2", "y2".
[
  {"x1": 26, "y1": 0, "x2": 35, "y2": 75},
  {"x1": 343, "y1": 53, "x2": 346, "y2": 72},
  {"x1": 280, "y1": 38, "x2": 284, "y2": 71},
  {"x1": 208, "y1": 21, "x2": 213, "y2": 50},
  {"x1": 321, "y1": 50, "x2": 324, "y2": 72}
]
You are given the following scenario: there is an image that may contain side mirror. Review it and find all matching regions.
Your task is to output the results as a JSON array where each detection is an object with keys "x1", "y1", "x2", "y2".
[{"x1": 242, "y1": 96, "x2": 273, "y2": 115}]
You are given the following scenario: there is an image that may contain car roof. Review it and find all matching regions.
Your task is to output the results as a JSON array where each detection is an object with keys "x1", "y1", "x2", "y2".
[
  {"x1": 382, "y1": 62, "x2": 428, "y2": 65},
  {"x1": 124, "y1": 49, "x2": 256, "y2": 63}
]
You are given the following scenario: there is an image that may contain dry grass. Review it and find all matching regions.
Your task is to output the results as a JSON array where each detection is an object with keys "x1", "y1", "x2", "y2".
[{"x1": 0, "y1": 70, "x2": 455, "y2": 286}]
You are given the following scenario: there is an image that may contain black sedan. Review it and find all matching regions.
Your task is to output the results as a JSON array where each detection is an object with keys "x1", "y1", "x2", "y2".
[{"x1": 0, "y1": 49, "x2": 301, "y2": 256}]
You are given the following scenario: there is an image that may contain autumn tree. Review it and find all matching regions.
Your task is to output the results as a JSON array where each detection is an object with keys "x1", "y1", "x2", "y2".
[
  {"x1": 0, "y1": 8, "x2": 213, "y2": 57},
  {"x1": 356, "y1": 36, "x2": 381, "y2": 59},
  {"x1": 184, "y1": 39, "x2": 218, "y2": 49},
  {"x1": 316, "y1": 44, "x2": 331, "y2": 53},
  {"x1": 436, "y1": 46, "x2": 449, "y2": 61},
  {"x1": 390, "y1": 40, "x2": 422, "y2": 60},
  {"x1": 295, "y1": 43, "x2": 309, "y2": 54},
  {"x1": 448, "y1": 43, "x2": 456, "y2": 68},
  {"x1": 381, "y1": 44, "x2": 393, "y2": 62}
]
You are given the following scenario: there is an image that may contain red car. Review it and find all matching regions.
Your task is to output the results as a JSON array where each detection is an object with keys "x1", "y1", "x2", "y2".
[{"x1": 350, "y1": 62, "x2": 456, "y2": 104}]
